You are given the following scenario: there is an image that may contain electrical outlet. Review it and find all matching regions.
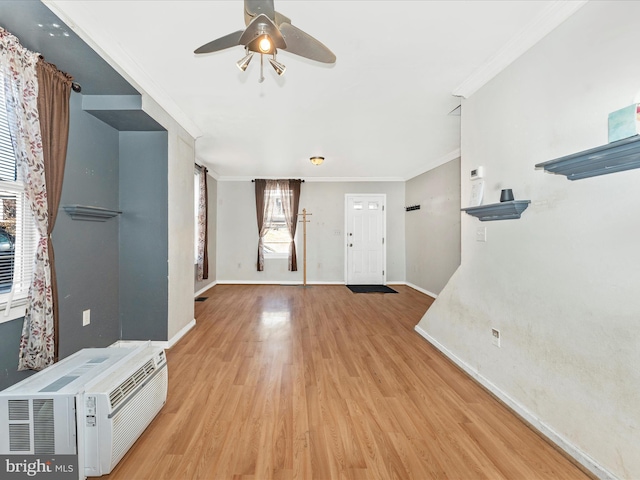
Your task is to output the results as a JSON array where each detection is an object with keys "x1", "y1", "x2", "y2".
[
  {"x1": 83, "y1": 309, "x2": 90, "y2": 326},
  {"x1": 491, "y1": 328, "x2": 500, "y2": 347}
]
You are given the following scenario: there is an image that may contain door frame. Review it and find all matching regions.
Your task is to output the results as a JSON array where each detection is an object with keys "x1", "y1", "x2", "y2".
[{"x1": 344, "y1": 193, "x2": 387, "y2": 285}]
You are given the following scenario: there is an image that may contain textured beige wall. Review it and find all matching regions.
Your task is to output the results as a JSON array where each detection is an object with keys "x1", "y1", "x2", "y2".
[
  {"x1": 405, "y1": 159, "x2": 460, "y2": 296},
  {"x1": 417, "y1": 2, "x2": 640, "y2": 478}
]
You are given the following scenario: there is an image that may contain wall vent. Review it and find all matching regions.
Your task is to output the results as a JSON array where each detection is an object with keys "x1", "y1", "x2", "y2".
[{"x1": 109, "y1": 360, "x2": 156, "y2": 409}]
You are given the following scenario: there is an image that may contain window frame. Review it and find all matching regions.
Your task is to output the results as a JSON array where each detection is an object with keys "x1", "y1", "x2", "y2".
[{"x1": 0, "y1": 180, "x2": 36, "y2": 323}]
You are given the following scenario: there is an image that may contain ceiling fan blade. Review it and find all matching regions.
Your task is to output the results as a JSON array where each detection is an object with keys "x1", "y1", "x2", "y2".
[
  {"x1": 278, "y1": 23, "x2": 336, "y2": 64},
  {"x1": 274, "y1": 11, "x2": 291, "y2": 26},
  {"x1": 194, "y1": 30, "x2": 244, "y2": 54},
  {"x1": 244, "y1": 0, "x2": 275, "y2": 25}
]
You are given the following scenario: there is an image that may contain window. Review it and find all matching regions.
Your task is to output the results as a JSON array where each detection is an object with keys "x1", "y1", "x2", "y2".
[
  {"x1": 263, "y1": 187, "x2": 291, "y2": 257},
  {"x1": 255, "y1": 179, "x2": 301, "y2": 272},
  {"x1": 0, "y1": 73, "x2": 38, "y2": 323}
]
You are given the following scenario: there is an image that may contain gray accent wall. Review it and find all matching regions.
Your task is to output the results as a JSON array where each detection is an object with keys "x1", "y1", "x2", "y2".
[
  {"x1": 119, "y1": 132, "x2": 168, "y2": 341},
  {"x1": 0, "y1": 320, "x2": 34, "y2": 389},
  {"x1": 405, "y1": 158, "x2": 461, "y2": 296},
  {"x1": 1, "y1": 91, "x2": 123, "y2": 389},
  {"x1": 55, "y1": 93, "x2": 121, "y2": 357}
]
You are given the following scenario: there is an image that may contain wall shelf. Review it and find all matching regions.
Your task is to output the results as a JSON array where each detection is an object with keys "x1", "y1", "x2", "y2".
[
  {"x1": 63, "y1": 205, "x2": 122, "y2": 222},
  {"x1": 535, "y1": 134, "x2": 640, "y2": 180},
  {"x1": 461, "y1": 200, "x2": 530, "y2": 221}
]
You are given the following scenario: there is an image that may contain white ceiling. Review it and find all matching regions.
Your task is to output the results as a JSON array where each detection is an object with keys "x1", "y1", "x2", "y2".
[{"x1": 44, "y1": 0, "x2": 586, "y2": 181}]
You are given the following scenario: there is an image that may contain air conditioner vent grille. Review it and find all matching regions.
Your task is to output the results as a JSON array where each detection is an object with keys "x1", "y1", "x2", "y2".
[
  {"x1": 8, "y1": 400, "x2": 29, "y2": 421},
  {"x1": 33, "y1": 399, "x2": 54, "y2": 454},
  {"x1": 9, "y1": 424, "x2": 30, "y2": 451},
  {"x1": 109, "y1": 360, "x2": 156, "y2": 409}
]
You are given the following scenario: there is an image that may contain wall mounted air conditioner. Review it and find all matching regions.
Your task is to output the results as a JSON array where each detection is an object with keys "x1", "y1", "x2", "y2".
[{"x1": 0, "y1": 342, "x2": 167, "y2": 479}]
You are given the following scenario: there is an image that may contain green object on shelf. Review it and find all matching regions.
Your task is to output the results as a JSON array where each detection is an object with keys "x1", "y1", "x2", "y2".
[{"x1": 608, "y1": 104, "x2": 639, "y2": 143}]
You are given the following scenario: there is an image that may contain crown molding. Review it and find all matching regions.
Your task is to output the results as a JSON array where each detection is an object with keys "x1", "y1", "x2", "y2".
[
  {"x1": 404, "y1": 148, "x2": 461, "y2": 181},
  {"x1": 217, "y1": 176, "x2": 406, "y2": 183},
  {"x1": 43, "y1": 1, "x2": 202, "y2": 139},
  {"x1": 452, "y1": 0, "x2": 588, "y2": 99}
]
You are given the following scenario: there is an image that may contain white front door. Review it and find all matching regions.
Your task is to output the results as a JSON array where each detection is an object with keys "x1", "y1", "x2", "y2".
[{"x1": 345, "y1": 194, "x2": 386, "y2": 285}]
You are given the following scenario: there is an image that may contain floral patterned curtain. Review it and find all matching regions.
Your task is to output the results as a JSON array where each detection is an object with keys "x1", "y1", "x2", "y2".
[
  {"x1": 1, "y1": 27, "x2": 55, "y2": 371},
  {"x1": 196, "y1": 165, "x2": 208, "y2": 281}
]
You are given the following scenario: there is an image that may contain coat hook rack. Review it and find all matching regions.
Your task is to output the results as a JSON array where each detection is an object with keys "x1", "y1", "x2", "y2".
[{"x1": 405, "y1": 205, "x2": 421, "y2": 212}]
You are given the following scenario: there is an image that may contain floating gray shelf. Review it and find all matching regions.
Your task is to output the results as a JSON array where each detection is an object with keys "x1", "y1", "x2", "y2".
[
  {"x1": 461, "y1": 200, "x2": 531, "y2": 221},
  {"x1": 63, "y1": 205, "x2": 122, "y2": 221},
  {"x1": 535, "y1": 134, "x2": 640, "y2": 180}
]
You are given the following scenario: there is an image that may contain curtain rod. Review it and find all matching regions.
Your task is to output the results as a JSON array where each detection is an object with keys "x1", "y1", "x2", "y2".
[
  {"x1": 37, "y1": 54, "x2": 81, "y2": 92},
  {"x1": 251, "y1": 179, "x2": 305, "y2": 182}
]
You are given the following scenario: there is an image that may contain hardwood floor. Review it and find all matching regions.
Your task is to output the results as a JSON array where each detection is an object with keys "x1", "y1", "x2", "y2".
[{"x1": 104, "y1": 284, "x2": 591, "y2": 480}]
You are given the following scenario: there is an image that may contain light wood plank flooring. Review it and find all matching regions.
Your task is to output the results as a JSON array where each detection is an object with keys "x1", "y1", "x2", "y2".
[{"x1": 104, "y1": 284, "x2": 591, "y2": 480}]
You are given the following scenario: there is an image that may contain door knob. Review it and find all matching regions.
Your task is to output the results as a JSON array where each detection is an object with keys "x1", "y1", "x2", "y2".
[{"x1": 349, "y1": 243, "x2": 353, "y2": 247}]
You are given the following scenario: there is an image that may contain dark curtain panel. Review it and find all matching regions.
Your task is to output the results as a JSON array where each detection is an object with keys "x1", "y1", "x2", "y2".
[
  {"x1": 254, "y1": 179, "x2": 267, "y2": 271},
  {"x1": 36, "y1": 58, "x2": 72, "y2": 362},
  {"x1": 283, "y1": 179, "x2": 301, "y2": 271}
]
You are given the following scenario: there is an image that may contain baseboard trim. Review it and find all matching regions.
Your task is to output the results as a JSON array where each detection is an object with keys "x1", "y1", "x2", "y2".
[
  {"x1": 166, "y1": 319, "x2": 196, "y2": 349},
  {"x1": 217, "y1": 280, "x2": 417, "y2": 287},
  {"x1": 113, "y1": 319, "x2": 196, "y2": 351},
  {"x1": 195, "y1": 282, "x2": 217, "y2": 297},
  {"x1": 216, "y1": 280, "x2": 345, "y2": 285},
  {"x1": 413, "y1": 325, "x2": 613, "y2": 480},
  {"x1": 404, "y1": 282, "x2": 438, "y2": 299}
]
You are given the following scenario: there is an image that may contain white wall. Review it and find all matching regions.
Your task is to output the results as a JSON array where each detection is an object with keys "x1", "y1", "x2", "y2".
[
  {"x1": 416, "y1": 2, "x2": 640, "y2": 478},
  {"x1": 405, "y1": 158, "x2": 460, "y2": 296},
  {"x1": 217, "y1": 180, "x2": 405, "y2": 283}
]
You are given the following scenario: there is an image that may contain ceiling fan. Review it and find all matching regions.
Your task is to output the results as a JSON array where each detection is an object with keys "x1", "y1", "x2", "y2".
[{"x1": 194, "y1": 0, "x2": 336, "y2": 82}]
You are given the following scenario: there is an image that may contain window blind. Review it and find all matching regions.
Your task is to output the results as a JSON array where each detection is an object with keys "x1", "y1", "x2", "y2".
[{"x1": 0, "y1": 73, "x2": 38, "y2": 308}]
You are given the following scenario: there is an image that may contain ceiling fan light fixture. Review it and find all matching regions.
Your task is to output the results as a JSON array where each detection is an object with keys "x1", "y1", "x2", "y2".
[
  {"x1": 236, "y1": 52, "x2": 254, "y2": 71},
  {"x1": 310, "y1": 156, "x2": 324, "y2": 166},
  {"x1": 269, "y1": 57, "x2": 286, "y2": 76},
  {"x1": 194, "y1": 2, "x2": 336, "y2": 81}
]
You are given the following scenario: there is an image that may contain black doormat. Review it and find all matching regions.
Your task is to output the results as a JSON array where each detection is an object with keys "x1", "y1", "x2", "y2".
[
  {"x1": 346, "y1": 285, "x2": 398, "y2": 294},
  {"x1": 195, "y1": 296, "x2": 208, "y2": 302}
]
